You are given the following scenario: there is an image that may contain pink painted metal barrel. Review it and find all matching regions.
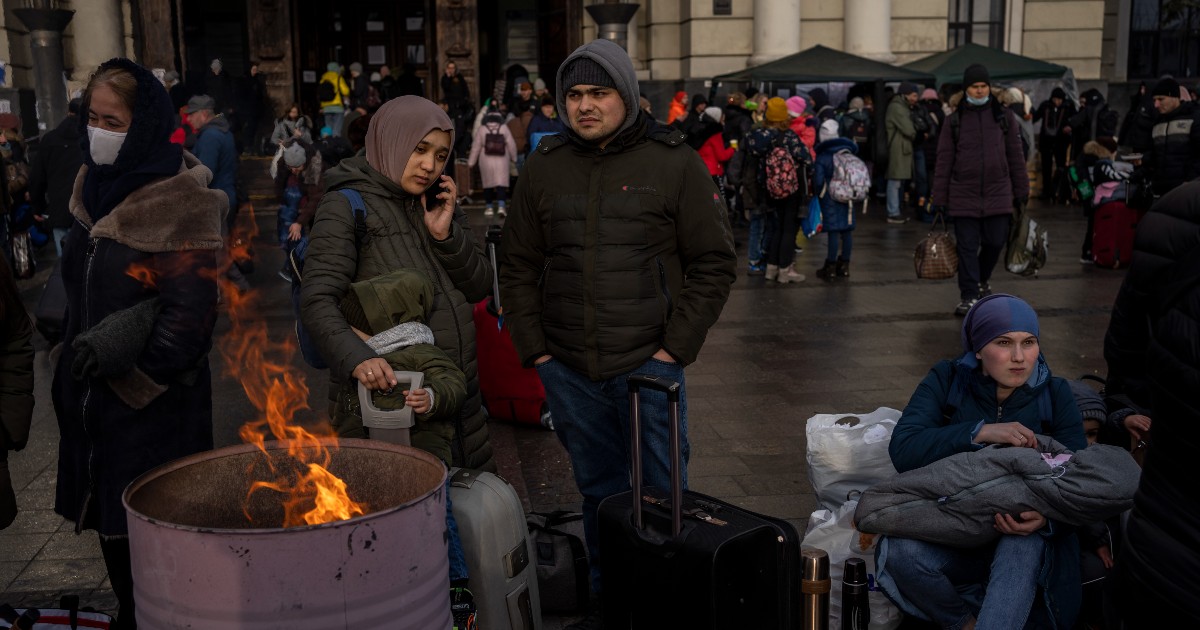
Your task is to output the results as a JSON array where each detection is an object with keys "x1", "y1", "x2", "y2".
[{"x1": 123, "y1": 438, "x2": 450, "y2": 629}]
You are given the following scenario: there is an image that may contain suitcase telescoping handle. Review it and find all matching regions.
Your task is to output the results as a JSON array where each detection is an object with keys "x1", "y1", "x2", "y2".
[
  {"x1": 627, "y1": 374, "x2": 683, "y2": 536},
  {"x1": 486, "y1": 225, "x2": 502, "y2": 316}
]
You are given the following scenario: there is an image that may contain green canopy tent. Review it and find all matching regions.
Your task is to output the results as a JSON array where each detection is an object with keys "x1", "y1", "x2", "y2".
[
  {"x1": 713, "y1": 45, "x2": 937, "y2": 84},
  {"x1": 902, "y1": 43, "x2": 1071, "y2": 87},
  {"x1": 713, "y1": 46, "x2": 937, "y2": 165}
]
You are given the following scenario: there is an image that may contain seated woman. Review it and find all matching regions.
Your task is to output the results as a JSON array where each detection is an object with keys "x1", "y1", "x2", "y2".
[{"x1": 879, "y1": 294, "x2": 1087, "y2": 630}]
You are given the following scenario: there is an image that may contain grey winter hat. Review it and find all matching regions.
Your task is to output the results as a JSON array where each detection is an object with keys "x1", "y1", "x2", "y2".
[
  {"x1": 560, "y1": 57, "x2": 617, "y2": 91},
  {"x1": 556, "y1": 38, "x2": 641, "y2": 141},
  {"x1": 185, "y1": 94, "x2": 216, "y2": 113},
  {"x1": 1068, "y1": 380, "x2": 1106, "y2": 422},
  {"x1": 283, "y1": 143, "x2": 307, "y2": 168},
  {"x1": 349, "y1": 62, "x2": 363, "y2": 74}
]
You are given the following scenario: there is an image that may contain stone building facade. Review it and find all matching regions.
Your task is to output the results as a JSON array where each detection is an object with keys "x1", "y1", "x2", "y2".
[{"x1": 0, "y1": 0, "x2": 1193, "y2": 137}]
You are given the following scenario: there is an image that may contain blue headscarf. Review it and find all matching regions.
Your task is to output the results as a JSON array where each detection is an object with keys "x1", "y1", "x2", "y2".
[
  {"x1": 80, "y1": 58, "x2": 183, "y2": 223},
  {"x1": 958, "y1": 294, "x2": 1049, "y2": 388}
]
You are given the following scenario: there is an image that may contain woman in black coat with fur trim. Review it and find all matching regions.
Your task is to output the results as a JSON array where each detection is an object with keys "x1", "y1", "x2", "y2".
[{"x1": 52, "y1": 58, "x2": 228, "y2": 628}]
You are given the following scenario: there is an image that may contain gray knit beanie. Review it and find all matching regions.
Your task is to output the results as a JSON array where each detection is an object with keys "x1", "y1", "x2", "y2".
[{"x1": 560, "y1": 57, "x2": 616, "y2": 91}]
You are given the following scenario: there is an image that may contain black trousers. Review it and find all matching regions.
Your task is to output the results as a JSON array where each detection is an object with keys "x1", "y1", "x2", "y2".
[
  {"x1": 1039, "y1": 136, "x2": 1069, "y2": 201},
  {"x1": 954, "y1": 213, "x2": 1011, "y2": 300},
  {"x1": 100, "y1": 536, "x2": 137, "y2": 629}
]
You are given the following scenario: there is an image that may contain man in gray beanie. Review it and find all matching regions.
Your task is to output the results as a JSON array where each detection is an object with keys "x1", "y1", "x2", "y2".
[{"x1": 500, "y1": 38, "x2": 736, "y2": 628}]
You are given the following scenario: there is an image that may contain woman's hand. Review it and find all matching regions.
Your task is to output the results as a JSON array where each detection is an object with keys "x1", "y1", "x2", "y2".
[
  {"x1": 1123, "y1": 414, "x2": 1151, "y2": 441},
  {"x1": 422, "y1": 174, "x2": 457, "y2": 241},
  {"x1": 352, "y1": 357, "x2": 396, "y2": 391},
  {"x1": 405, "y1": 388, "x2": 431, "y2": 414},
  {"x1": 994, "y1": 510, "x2": 1046, "y2": 536},
  {"x1": 974, "y1": 422, "x2": 1037, "y2": 448},
  {"x1": 288, "y1": 223, "x2": 303, "y2": 241}
]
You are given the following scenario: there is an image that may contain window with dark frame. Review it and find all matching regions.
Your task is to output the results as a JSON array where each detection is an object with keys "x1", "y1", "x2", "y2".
[
  {"x1": 1128, "y1": 0, "x2": 1200, "y2": 79},
  {"x1": 948, "y1": 0, "x2": 1006, "y2": 49}
]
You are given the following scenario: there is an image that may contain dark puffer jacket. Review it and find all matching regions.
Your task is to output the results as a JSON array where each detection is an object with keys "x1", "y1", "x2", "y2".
[
  {"x1": 500, "y1": 113, "x2": 736, "y2": 380},
  {"x1": 1146, "y1": 101, "x2": 1200, "y2": 196},
  {"x1": 1104, "y1": 181, "x2": 1200, "y2": 623},
  {"x1": 300, "y1": 156, "x2": 495, "y2": 472},
  {"x1": 0, "y1": 253, "x2": 34, "y2": 529},
  {"x1": 932, "y1": 97, "x2": 1029, "y2": 217},
  {"x1": 54, "y1": 155, "x2": 226, "y2": 537}
]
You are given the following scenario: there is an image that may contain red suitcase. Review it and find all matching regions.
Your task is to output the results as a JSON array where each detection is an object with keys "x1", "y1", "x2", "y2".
[
  {"x1": 474, "y1": 226, "x2": 550, "y2": 428},
  {"x1": 1092, "y1": 200, "x2": 1142, "y2": 269}
]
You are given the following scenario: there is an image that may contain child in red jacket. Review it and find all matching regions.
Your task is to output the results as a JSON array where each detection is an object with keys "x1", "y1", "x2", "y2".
[{"x1": 697, "y1": 106, "x2": 735, "y2": 195}]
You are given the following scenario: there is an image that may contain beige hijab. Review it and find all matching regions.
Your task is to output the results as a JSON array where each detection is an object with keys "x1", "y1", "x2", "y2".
[{"x1": 365, "y1": 96, "x2": 455, "y2": 189}]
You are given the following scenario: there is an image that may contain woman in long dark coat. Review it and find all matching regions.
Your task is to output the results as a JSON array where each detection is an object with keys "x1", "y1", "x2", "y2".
[{"x1": 53, "y1": 58, "x2": 227, "y2": 628}]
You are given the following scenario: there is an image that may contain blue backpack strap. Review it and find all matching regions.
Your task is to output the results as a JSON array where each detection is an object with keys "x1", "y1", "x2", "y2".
[{"x1": 336, "y1": 188, "x2": 369, "y2": 248}]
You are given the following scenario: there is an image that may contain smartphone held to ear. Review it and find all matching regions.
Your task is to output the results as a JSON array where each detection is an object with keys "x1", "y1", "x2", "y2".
[{"x1": 425, "y1": 172, "x2": 451, "y2": 212}]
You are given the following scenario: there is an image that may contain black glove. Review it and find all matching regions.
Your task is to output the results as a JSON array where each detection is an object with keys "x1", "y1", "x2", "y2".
[
  {"x1": 1014, "y1": 196, "x2": 1028, "y2": 209},
  {"x1": 71, "y1": 299, "x2": 160, "y2": 380}
]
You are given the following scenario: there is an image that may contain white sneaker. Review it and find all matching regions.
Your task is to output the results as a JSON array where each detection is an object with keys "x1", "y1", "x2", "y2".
[
  {"x1": 497, "y1": 206, "x2": 507, "y2": 218},
  {"x1": 484, "y1": 206, "x2": 495, "y2": 217},
  {"x1": 776, "y1": 264, "x2": 806, "y2": 283}
]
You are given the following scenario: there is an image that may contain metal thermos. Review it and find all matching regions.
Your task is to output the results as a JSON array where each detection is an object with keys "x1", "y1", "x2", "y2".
[
  {"x1": 841, "y1": 557, "x2": 871, "y2": 630},
  {"x1": 802, "y1": 547, "x2": 831, "y2": 630}
]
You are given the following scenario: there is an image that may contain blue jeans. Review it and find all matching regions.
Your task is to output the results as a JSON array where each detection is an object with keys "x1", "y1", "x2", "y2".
[
  {"x1": 825, "y1": 229, "x2": 852, "y2": 262},
  {"x1": 886, "y1": 179, "x2": 906, "y2": 218},
  {"x1": 445, "y1": 476, "x2": 468, "y2": 582},
  {"x1": 323, "y1": 111, "x2": 345, "y2": 137},
  {"x1": 535, "y1": 355, "x2": 689, "y2": 594},
  {"x1": 884, "y1": 535, "x2": 1045, "y2": 629},
  {"x1": 748, "y1": 212, "x2": 765, "y2": 264},
  {"x1": 53, "y1": 227, "x2": 69, "y2": 258}
]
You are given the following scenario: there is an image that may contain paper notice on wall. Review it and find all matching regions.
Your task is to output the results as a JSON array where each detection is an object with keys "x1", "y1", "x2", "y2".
[
  {"x1": 302, "y1": 71, "x2": 317, "y2": 83},
  {"x1": 368, "y1": 46, "x2": 386, "y2": 66},
  {"x1": 366, "y1": 20, "x2": 385, "y2": 32}
]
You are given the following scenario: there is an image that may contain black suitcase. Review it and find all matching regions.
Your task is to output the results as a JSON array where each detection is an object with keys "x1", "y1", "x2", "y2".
[{"x1": 598, "y1": 374, "x2": 801, "y2": 629}]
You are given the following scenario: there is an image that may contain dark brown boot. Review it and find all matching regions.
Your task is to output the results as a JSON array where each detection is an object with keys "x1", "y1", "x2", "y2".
[{"x1": 836, "y1": 258, "x2": 850, "y2": 279}]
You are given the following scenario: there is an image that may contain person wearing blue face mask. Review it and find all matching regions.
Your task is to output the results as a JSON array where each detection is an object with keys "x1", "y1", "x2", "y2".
[
  {"x1": 54, "y1": 58, "x2": 228, "y2": 629},
  {"x1": 932, "y1": 64, "x2": 1030, "y2": 316}
]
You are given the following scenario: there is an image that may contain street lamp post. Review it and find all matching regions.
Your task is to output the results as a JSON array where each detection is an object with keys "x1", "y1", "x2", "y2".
[
  {"x1": 585, "y1": 1, "x2": 640, "y2": 51},
  {"x1": 13, "y1": 2, "x2": 74, "y2": 132}
]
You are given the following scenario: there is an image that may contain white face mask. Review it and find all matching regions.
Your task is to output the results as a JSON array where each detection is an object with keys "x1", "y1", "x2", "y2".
[
  {"x1": 966, "y1": 95, "x2": 990, "y2": 106},
  {"x1": 87, "y1": 126, "x2": 127, "y2": 165}
]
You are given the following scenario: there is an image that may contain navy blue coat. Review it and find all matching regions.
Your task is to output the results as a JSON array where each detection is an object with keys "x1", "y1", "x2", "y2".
[
  {"x1": 889, "y1": 357, "x2": 1087, "y2": 628},
  {"x1": 812, "y1": 137, "x2": 858, "y2": 232},
  {"x1": 192, "y1": 115, "x2": 238, "y2": 212}
]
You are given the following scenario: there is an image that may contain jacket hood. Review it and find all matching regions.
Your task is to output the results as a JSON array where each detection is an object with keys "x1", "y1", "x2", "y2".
[
  {"x1": 816, "y1": 137, "x2": 858, "y2": 155},
  {"x1": 351, "y1": 268, "x2": 435, "y2": 333},
  {"x1": 201, "y1": 114, "x2": 232, "y2": 134},
  {"x1": 556, "y1": 38, "x2": 641, "y2": 141},
  {"x1": 323, "y1": 155, "x2": 412, "y2": 201}
]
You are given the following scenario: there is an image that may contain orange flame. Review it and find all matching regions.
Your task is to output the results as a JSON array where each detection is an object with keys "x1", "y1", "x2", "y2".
[{"x1": 203, "y1": 203, "x2": 368, "y2": 527}]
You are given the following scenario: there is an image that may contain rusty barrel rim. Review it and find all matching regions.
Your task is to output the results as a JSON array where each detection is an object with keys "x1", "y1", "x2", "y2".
[{"x1": 121, "y1": 437, "x2": 447, "y2": 535}]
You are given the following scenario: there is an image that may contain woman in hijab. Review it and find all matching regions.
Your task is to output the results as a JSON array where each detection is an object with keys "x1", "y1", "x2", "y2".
[
  {"x1": 54, "y1": 58, "x2": 228, "y2": 628},
  {"x1": 876, "y1": 294, "x2": 1087, "y2": 630},
  {"x1": 299, "y1": 95, "x2": 494, "y2": 623}
]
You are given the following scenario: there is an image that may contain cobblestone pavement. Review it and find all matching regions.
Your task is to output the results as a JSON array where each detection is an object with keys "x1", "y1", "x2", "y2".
[{"x1": 3, "y1": 158, "x2": 1125, "y2": 628}]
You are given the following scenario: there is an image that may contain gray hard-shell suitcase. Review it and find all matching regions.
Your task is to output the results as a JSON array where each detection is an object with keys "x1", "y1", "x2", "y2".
[{"x1": 448, "y1": 468, "x2": 542, "y2": 630}]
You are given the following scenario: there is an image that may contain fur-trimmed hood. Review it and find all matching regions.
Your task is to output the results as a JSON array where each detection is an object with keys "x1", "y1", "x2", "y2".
[{"x1": 69, "y1": 152, "x2": 227, "y2": 252}]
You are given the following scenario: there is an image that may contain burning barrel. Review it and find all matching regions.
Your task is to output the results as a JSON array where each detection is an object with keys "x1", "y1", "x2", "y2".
[{"x1": 123, "y1": 438, "x2": 451, "y2": 629}]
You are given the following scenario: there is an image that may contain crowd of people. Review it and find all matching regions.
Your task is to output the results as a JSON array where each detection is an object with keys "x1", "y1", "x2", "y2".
[{"x1": 0, "y1": 38, "x2": 1198, "y2": 630}]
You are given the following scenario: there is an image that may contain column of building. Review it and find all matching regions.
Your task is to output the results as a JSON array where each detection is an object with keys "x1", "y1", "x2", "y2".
[
  {"x1": 844, "y1": 0, "x2": 894, "y2": 61},
  {"x1": 68, "y1": 0, "x2": 124, "y2": 84},
  {"x1": 750, "y1": 0, "x2": 800, "y2": 65}
]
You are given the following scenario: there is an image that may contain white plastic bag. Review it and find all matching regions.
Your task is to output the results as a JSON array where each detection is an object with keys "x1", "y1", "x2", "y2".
[
  {"x1": 803, "y1": 501, "x2": 904, "y2": 630},
  {"x1": 806, "y1": 408, "x2": 901, "y2": 510}
]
